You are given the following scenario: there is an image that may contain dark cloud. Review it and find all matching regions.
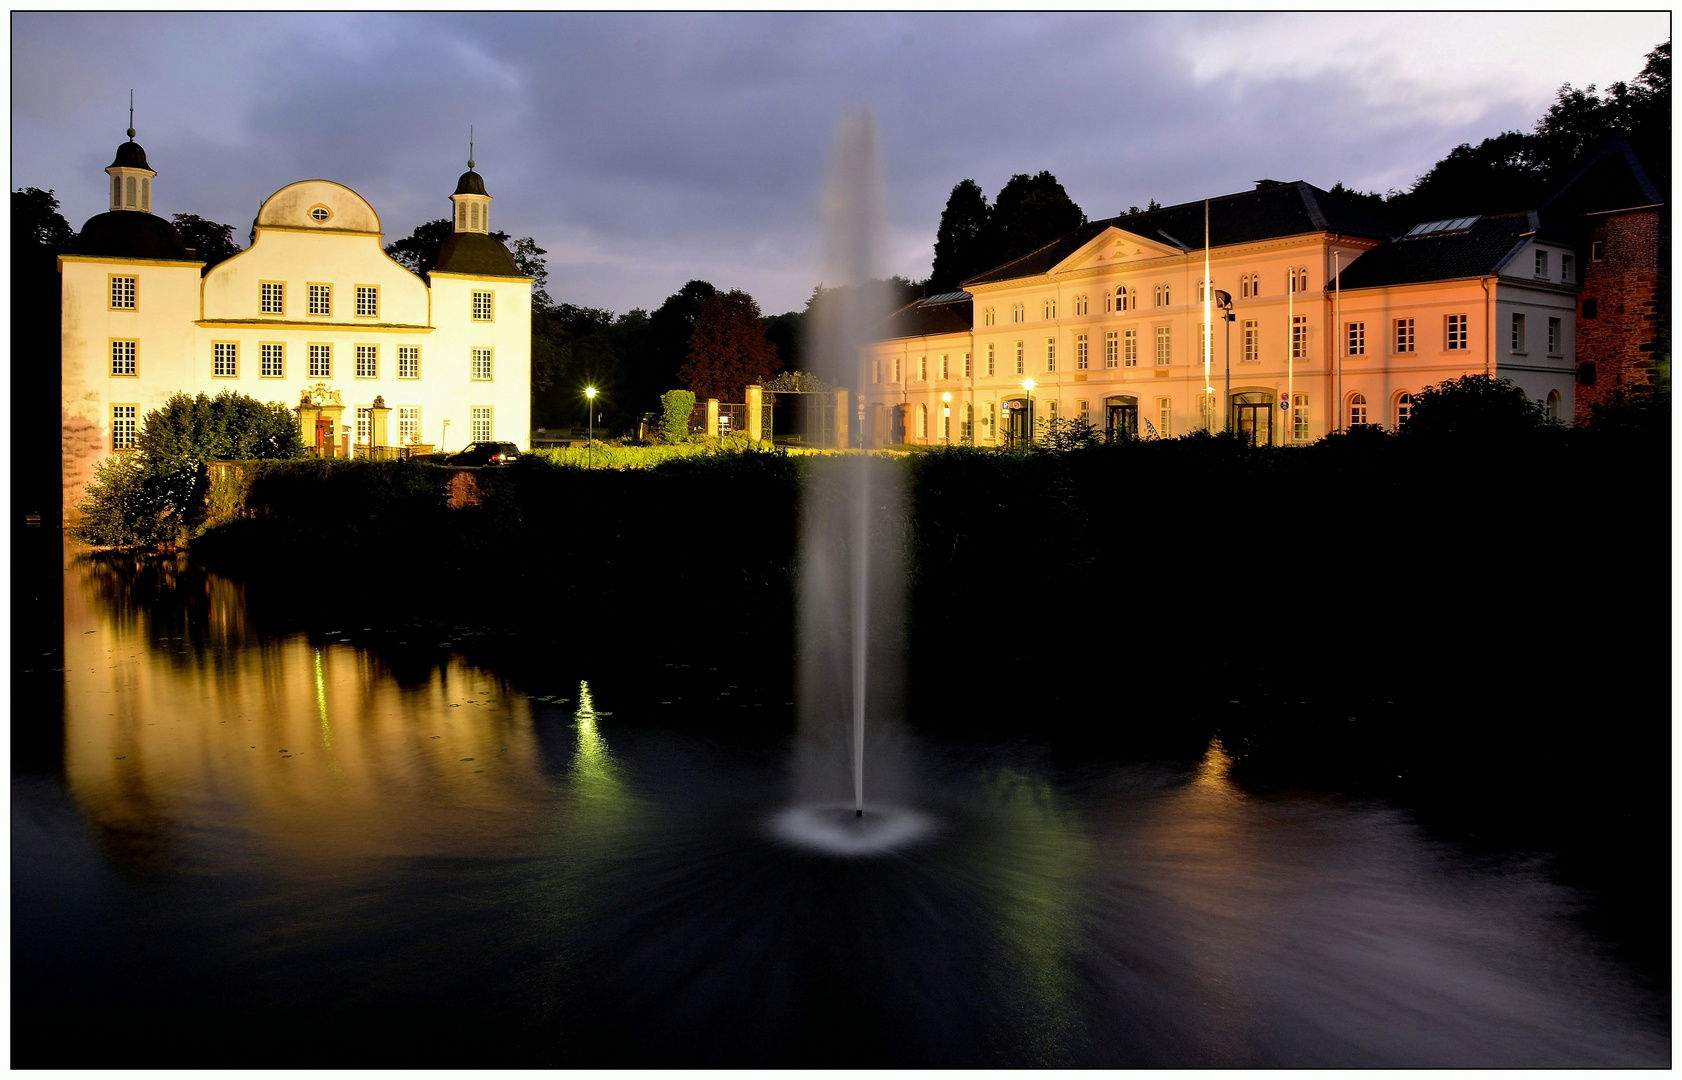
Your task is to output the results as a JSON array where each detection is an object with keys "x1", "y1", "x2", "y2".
[{"x1": 13, "y1": 12, "x2": 1664, "y2": 314}]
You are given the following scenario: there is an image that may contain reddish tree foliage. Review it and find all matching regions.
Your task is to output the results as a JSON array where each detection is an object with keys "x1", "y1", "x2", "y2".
[{"x1": 678, "y1": 289, "x2": 782, "y2": 402}]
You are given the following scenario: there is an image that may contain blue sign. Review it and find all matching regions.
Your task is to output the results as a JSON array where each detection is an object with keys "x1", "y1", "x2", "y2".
[{"x1": 1280, "y1": 396, "x2": 1290, "y2": 411}]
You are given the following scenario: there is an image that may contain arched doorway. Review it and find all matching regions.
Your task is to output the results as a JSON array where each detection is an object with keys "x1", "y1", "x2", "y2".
[
  {"x1": 1003, "y1": 396, "x2": 1033, "y2": 446},
  {"x1": 1105, "y1": 395, "x2": 1139, "y2": 442},
  {"x1": 1231, "y1": 391, "x2": 1274, "y2": 447}
]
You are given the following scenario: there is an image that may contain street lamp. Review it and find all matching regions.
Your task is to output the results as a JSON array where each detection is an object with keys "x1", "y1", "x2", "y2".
[
  {"x1": 1214, "y1": 289, "x2": 1235, "y2": 433},
  {"x1": 941, "y1": 392, "x2": 952, "y2": 446},
  {"x1": 1021, "y1": 379, "x2": 1036, "y2": 447},
  {"x1": 584, "y1": 386, "x2": 597, "y2": 468}
]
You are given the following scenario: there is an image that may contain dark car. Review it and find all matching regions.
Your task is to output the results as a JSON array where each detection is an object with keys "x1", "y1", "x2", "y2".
[{"x1": 445, "y1": 441, "x2": 522, "y2": 467}]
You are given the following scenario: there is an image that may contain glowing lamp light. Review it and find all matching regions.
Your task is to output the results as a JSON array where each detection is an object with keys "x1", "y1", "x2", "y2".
[{"x1": 1022, "y1": 379, "x2": 1036, "y2": 392}]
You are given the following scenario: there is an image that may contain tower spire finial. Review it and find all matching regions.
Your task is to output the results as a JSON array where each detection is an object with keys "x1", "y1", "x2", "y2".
[
  {"x1": 127, "y1": 90, "x2": 135, "y2": 140},
  {"x1": 468, "y1": 124, "x2": 475, "y2": 170}
]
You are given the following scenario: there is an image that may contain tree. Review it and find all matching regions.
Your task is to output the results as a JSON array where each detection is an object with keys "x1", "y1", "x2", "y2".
[
  {"x1": 12, "y1": 188, "x2": 73, "y2": 252},
  {"x1": 928, "y1": 179, "x2": 991, "y2": 293},
  {"x1": 1399, "y1": 374, "x2": 1549, "y2": 442},
  {"x1": 679, "y1": 289, "x2": 781, "y2": 402},
  {"x1": 384, "y1": 218, "x2": 454, "y2": 277},
  {"x1": 509, "y1": 236, "x2": 553, "y2": 310},
  {"x1": 171, "y1": 214, "x2": 242, "y2": 269},
  {"x1": 980, "y1": 171, "x2": 1087, "y2": 268}
]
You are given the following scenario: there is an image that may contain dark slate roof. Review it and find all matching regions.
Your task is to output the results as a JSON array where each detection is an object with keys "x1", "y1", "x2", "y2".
[
  {"x1": 74, "y1": 211, "x2": 193, "y2": 261},
  {"x1": 878, "y1": 292, "x2": 973, "y2": 340},
  {"x1": 432, "y1": 231, "x2": 521, "y2": 277},
  {"x1": 1540, "y1": 135, "x2": 1665, "y2": 218},
  {"x1": 454, "y1": 169, "x2": 489, "y2": 196},
  {"x1": 108, "y1": 140, "x2": 152, "y2": 171},
  {"x1": 962, "y1": 181, "x2": 1393, "y2": 287},
  {"x1": 1337, "y1": 212, "x2": 1547, "y2": 289}
]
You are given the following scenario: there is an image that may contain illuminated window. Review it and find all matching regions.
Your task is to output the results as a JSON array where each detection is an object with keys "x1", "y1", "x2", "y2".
[
  {"x1": 986, "y1": 401, "x2": 997, "y2": 441},
  {"x1": 398, "y1": 345, "x2": 420, "y2": 379},
  {"x1": 940, "y1": 354, "x2": 949, "y2": 380},
  {"x1": 1396, "y1": 392, "x2": 1414, "y2": 428},
  {"x1": 1104, "y1": 331, "x2": 1118, "y2": 368},
  {"x1": 1347, "y1": 321, "x2": 1365, "y2": 356},
  {"x1": 309, "y1": 343, "x2": 332, "y2": 379},
  {"x1": 1244, "y1": 320, "x2": 1259, "y2": 363},
  {"x1": 1198, "y1": 391, "x2": 1214, "y2": 431},
  {"x1": 399, "y1": 406, "x2": 422, "y2": 445},
  {"x1": 112, "y1": 405, "x2": 137, "y2": 450},
  {"x1": 1446, "y1": 313, "x2": 1468, "y2": 351},
  {"x1": 110, "y1": 340, "x2": 136, "y2": 377},
  {"x1": 1015, "y1": 341, "x2": 1024, "y2": 375},
  {"x1": 1155, "y1": 325, "x2": 1171, "y2": 366},
  {"x1": 1078, "y1": 399, "x2": 1090, "y2": 424},
  {"x1": 472, "y1": 290, "x2": 494, "y2": 321},
  {"x1": 963, "y1": 352, "x2": 972, "y2": 378},
  {"x1": 1547, "y1": 317, "x2": 1562, "y2": 356},
  {"x1": 1114, "y1": 285, "x2": 1129, "y2": 311},
  {"x1": 1510, "y1": 313, "x2": 1527, "y2": 353},
  {"x1": 1293, "y1": 394, "x2": 1309, "y2": 440},
  {"x1": 213, "y1": 341, "x2": 238, "y2": 378},
  {"x1": 356, "y1": 285, "x2": 379, "y2": 318},
  {"x1": 986, "y1": 344, "x2": 995, "y2": 376},
  {"x1": 471, "y1": 348, "x2": 494, "y2": 381},
  {"x1": 1394, "y1": 318, "x2": 1415, "y2": 354},
  {"x1": 1348, "y1": 393, "x2": 1368, "y2": 426},
  {"x1": 308, "y1": 284, "x2": 331, "y2": 316},
  {"x1": 356, "y1": 407, "x2": 372, "y2": 446},
  {"x1": 110, "y1": 276, "x2": 136, "y2": 309},
  {"x1": 1124, "y1": 329, "x2": 1137, "y2": 367},
  {"x1": 470, "y1": 406, "x2": 492, "y2": 442},
  {"x1": 1076, "y1": 334, "x2": 1088, "y2": 370},
  {"x1": 1045, "y1": 337, "x2": 1056, "y2": 372},
  {"x1": 1156, "y1": 396, "x2": 1171, "y2": 437},
  {"x1": 1292, "y1": 315, "x2": 1307, "y2": 359},
  {"x1": 261, "y1": 343, "x2": 284, "y2": 378},
  {"x1": 919, "y1": 356, "x2": 927, "y2": 380},
  {"x1": 260, "y1": 282, "x2": 285, "y2": 314},
  {"x1": 356, "y1": 344, "x2": 378, "y2": 378}
]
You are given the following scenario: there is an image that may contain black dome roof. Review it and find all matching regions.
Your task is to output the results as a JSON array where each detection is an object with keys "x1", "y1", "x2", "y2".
[
  {"x1": 433, "y1": 232, "x2": 521, "y2": 277},
  {"x1": 108, "y1": 140, "x2": 153, "y2": 171},
  {"x1": 454, "y1": 169, "x2": 489, "y2": 197},
  {"x1": 75, "y1": 211, "x2": 193, "y2": 261}
]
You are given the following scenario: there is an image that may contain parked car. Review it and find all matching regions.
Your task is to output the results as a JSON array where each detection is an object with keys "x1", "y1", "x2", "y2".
[{"x1": 445, "y1": 441, "x2": 522, "y2": 467}]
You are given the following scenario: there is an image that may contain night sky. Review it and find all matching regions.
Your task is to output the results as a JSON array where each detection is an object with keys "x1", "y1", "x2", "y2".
[{"x1": 12, "y1": 11, "x2": 1668, "y2": 315}]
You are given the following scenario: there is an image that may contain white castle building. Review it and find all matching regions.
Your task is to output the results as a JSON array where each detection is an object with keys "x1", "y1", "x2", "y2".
[{"x1": 60, "y1": 127, "x2": 532, "y2": 516}]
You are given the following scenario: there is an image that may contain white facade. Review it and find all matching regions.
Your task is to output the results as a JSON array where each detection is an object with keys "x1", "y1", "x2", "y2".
[{"x1": 62, "y1": 151, "x2": 532, "y2": 516}]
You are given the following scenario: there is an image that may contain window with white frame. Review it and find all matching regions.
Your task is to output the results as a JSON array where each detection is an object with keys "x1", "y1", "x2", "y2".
[
  {"x1": 472, "y1": 348, "x2": 494, "y2": 381},
  {"x1": 1534, "y1": 250, "x2": 1549, "y2": 278},
  {"x1": 1347, "y1": 321, "x2": 1365, "y2": 356},
  {"x1": 111, "y1": 276, "x2": 136, "y2": 309},
  {"x1": 1244, "y1": 320, "x2": 1259, "y2": 363},
  {"x1": 356, "y1": 344, "x2": 378, "y2": 378},
  {"x1": 1076, "y1": 334, "x2": 1089, "y2": 370},
  {"x1": 112, "y1": 405, "x2": 137, "y2": 451},
  {"x1": 1115, "y1": 285, "x2": 1128, "y2": 311},
  {"x1": 1047, "y1": 399, "x2": 1059, "y2": 422},
  {"x1": 1561, "y1": 254, "x2": 1575, "y2": 283},
  {"x1": 1124, "y1": 329, "x2": 1138, "y2": 367},
  {"x1": 309, "y1": 344, "x2": 332, "y2": 379},
  {"x1": 1546, "y1": 390, "x2": 1561, "y2": 421},
  {"x1": 963, "y1": 403, "x2": 974, "y2": 442},
  {"x1": 110, "y1": 340, "x2": 136, "y2": 377},
  {"x1": 986, "y1": 401, "x2": 996, "y2": 441},
  {"x1": 1155, "y1": 325, "x2": 1171, "y2": 366},
  {"x1": 1156, "y1": 397, "x2": 1171, "y2": 437},
  {"x1": 1154, "y1": 283, "x2": 1167, "y2": 307},
  {"x1": 1510, "y1": 313, "x2": 1527, "y2": 353},
  {"x1": 356, "y1": 286, "x2": 379, "y2": 318},
  {"x1": 398, "y1": 345, "x2": 420, "y2": 379},
  {"x1": 1548, "y1": 317, "x2": 1562, "y2": 355},
  {"x1": 986, "y1": 344, "x2": 995, "y2": 376},
  {"x1": 1293, "y1": 394, "x2": 1308, "y2": 440},
  {"x1": 1394, "y1": 318, "x2": 1415, "y2": 354},
  {"x1": 213, "y1": 342, "x2": 238, "y2": 378},
  {"x1": 1073, "y1": 295, "x2": 1088, "y2": 316},
  {"x1": 1396, "y1": 392, "x2": 1414, "y2": 427},
  {"x1": 1015, "y1": 341, "x2": 1024, "y2": 375},
  {"x1": 261, "y1": 343, "x2": 284, "y2": 379},
  {"x1": 1078, "y1": 399, "x2": 1090, "y2": 424},
  {"x1": 1292, "y1": 315, "x2": 1307, "y2": 359},
  {"x1": 963, "y1": 352, "x2": 972, "y2": 378},
  {"x1": 260, "y1": 282, "x2": 284, "y2": 315},
  {"x1": 1348, "y1": 393, "x2": 1368, "y2": 426},
  {"x1": 356, "y1": 407, "x2": 372, "y2": 446},
  {"x1": 1045, "y1": 337, "x2": 1057, "y2": 372},
  {"x1": 1289, "y1": 267, "x2": 1308, "y2": 293},
  {"x1": 1446, "y1": 313, "x2": 1468, "y2": 351},
  {"x1": 399, "y1": 406, "x2": 421, "y2": 446},
  {"x1": 308, "y1": 284, "x2": 331, "y2": 316},
  {"x1": 472, "y1": 290, "x2": 494, "y2": 321},
  {"x1": 471, "y1": 406, "x2": 492, "y2": 442},
  {"x1": 1104, "y1": 331, "x2": 1118, "y2": 368},
  {"x1": 1198, "y1": 391, "x2": 1214, "y2": 431}
]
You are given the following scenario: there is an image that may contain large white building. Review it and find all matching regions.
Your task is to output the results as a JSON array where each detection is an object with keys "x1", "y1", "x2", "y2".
[
  {"x1": 864, "y1": 181, "x2": 1580, "y2": 446},
  {"x1": 61, "y1": 129, "x2": 532, "y2": 516}
]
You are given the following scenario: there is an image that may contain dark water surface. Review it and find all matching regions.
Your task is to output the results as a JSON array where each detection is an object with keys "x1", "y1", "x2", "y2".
[{"x1": 11, "y1": 544, "x2": 1669, "y2": 1067}]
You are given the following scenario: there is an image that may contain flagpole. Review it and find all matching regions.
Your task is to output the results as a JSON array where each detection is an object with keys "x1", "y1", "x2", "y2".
[
  {"x1": 1288, "y1": 262, "x2": 1294, "y2": 440},
  {"x1": 1203, "y1": 200, "x2": 1212, "y2": 432}
]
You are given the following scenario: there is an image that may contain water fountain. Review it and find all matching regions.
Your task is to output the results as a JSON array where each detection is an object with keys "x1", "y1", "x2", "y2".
[{"x1": 769, "y1": 107, "x2": 933, "y2": 857}]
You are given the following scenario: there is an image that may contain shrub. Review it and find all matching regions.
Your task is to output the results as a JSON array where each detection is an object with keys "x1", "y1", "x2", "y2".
[
  {"x1": 72, "y1": 454, "x2": 191, "y2": 548},
  {"x1": 1400, "y1": 374, "x2": 1549, "y2": 441},
  {"x1": 660, "y1": 390, "x2": 696, "y2": 445}
]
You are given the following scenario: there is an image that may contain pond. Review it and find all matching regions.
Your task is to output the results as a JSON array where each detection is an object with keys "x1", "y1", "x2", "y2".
[{"x1": 11, "y1": 542, "x2": 1669, "y2": 1067}]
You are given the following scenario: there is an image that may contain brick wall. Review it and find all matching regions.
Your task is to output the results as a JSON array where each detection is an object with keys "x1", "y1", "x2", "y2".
[{"x1": 1573, "y1": 209, "x2": 1665, "y2": 421}]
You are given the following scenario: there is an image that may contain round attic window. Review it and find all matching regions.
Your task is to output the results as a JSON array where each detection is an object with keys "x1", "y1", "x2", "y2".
[{"x1": 308, "y1": 205, "x2": 332, "y2": 223}]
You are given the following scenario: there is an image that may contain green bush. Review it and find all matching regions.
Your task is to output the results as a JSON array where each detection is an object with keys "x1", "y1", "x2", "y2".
[
  {"x1": 72, "y1": 453, "x2": 191, "y2": 548},
  {"x1": 660, "y1": 389, "x2": 696, "y2": 445}
]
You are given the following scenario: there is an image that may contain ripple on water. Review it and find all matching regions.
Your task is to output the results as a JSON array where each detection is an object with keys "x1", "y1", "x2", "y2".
[{"x1": 767, "y1": 803, "x2": 936, "y2": 857}]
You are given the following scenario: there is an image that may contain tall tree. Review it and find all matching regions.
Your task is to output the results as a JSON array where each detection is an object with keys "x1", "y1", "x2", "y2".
[
  {"x1": 927, "y1": 179, "x2": 990, "y2": 293},
  {"x1": 627, "y1": 280, "x2": 717, "y2": 413},
  {"x1": 679, "y1": 289, "x2": 781, "y2": 403},
  {"x1": 12, "y1": 187, "x2": 74, "y2": 252},
  {"x1": 384, "y1": 218, "x2": 454, "y2": 277},
  {"x1": 170, "y1": 214, "x2": 241, "y2": 270},
  {"x1": 983, "y1": 171, "x2": 1087, "y2": 266},
  {"x1": 12, "y1": 188, "x2": 73, "y2": 518}
]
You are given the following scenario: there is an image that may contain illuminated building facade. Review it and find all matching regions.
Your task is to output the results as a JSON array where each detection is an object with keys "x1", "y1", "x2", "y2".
[
  {"x1": 60, "y1": 129, "x2": 532, "y2": 517},
  {"x1": 863, "y1": 181, "x2": 1583, "y2": 445}
]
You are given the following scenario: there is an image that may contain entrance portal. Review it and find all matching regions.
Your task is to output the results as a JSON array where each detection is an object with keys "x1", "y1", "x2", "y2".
[
  {"x1": 1232, "y1": 392, "x2": 1274, "y2": 447},
  {"x1": 1105, "y1": 395, "x2": 1139, "y2": 442},
  {"x1": 1003, "y1": 397, "x2": 1033, "y2": 446}
]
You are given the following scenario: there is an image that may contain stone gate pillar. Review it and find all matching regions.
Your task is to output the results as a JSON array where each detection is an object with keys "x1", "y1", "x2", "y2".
[
  {"x1": 369, "y1": 396, "x2": 391, "y2": 453},
  {"x1": 706, "y1": 398, "x2": 720, "y2": 438},
  {"x1": 745, "y1": 385, "x2": 762, "y2": 442},
  {"x1": 834, "y1": 388, "x2": 850, "y2": 449}
]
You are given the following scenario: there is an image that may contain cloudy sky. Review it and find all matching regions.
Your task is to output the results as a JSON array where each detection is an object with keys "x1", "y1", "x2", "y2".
[{"x1": 13, "y1": 12, "x2": 1668, "y2": 315}]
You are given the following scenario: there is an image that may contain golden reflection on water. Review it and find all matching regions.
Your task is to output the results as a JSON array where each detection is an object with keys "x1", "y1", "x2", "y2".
[{"x1": 61, "y1": 552, "x2": 548, "y2": 872}]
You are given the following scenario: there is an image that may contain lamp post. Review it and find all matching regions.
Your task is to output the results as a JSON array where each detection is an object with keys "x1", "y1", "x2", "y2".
[
  {"x1": 1215, "y1": 289, "x2": 1235, "y2": 433},
  {"x1": 584, "y1": 386, "x2": 597, "y2": 469},
  {"x1": 1021, "y1": 379, "x2": 1036, "y2": 447},
  {"x1": 941, "y1": 392, "x2": 952, "y2": 446}
]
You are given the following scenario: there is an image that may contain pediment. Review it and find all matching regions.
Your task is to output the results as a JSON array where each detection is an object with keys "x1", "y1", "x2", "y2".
[{"x1": 1051, "y1": 226, "x2": 1182, "y2": 275}]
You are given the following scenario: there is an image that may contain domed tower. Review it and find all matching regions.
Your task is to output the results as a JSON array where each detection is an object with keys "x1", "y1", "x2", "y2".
[
  {"x1": 106, "y1": 129, "x2": 156, "y2": 214},
  {"x1": 434, "y1": 137, "x2": 520, "y2": 278},
  {"x1": 75, "y1": 101, "x2": 190, "y2": 260}
]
